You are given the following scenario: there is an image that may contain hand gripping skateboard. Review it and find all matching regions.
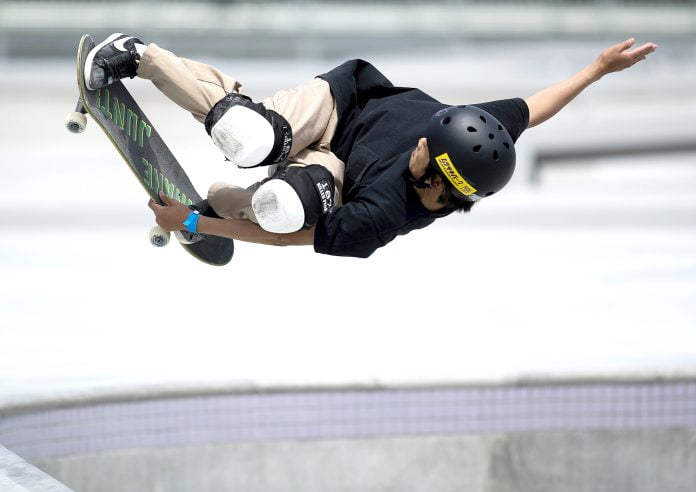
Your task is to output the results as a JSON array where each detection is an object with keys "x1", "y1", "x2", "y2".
[{"x1": 66, "y1": 34, "x2": 234, "y2": 266}]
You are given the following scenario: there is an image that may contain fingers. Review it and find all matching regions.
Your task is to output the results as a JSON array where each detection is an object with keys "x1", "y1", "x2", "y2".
[
  {"x1": 149, "y1": 192, "x2": 186, "y2": 218},
  {"x1": 627, "y1": 42, "x2": 657, "y2": 57},
  {"x1": 619, "y1": 36, "x2": 657, "y2": 56},
  {"x1": 598, "y1": 38, "x2": 656, "y2": 75},
  {"x1": 617, "y1": 38, "x2": 635, "y2": 52},
  {"x1": 148, "y1": 192, "x2": 174, "y2": 211},
  {"x1": 153, "y1": 191, "x2": 182, "y2": 208},
  {"x1": 158, "y1": 191, "x2": 174, "y2": 205},
  {"x1": 627, "y1": 44, "x2": 657, "y2": 68},
  {"x1": 609, "y1": 38, "x2": 657, "y2": 71}
]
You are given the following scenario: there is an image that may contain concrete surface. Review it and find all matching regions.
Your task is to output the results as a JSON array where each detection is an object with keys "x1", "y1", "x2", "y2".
[
  {"x1": 2, "y1": 378, "x2": 695, "y2": 491},
  {"x1": 0, "y1": 446, "x2": 74, "y2": 492},
  {"x1": 29, "y1": 430, "x2": 696, "y2": 492}
]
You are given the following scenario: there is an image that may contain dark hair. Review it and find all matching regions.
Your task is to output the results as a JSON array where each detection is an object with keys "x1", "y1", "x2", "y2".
[{"x1": 437, "y1": 179, "x2": 475, "y2": 213}]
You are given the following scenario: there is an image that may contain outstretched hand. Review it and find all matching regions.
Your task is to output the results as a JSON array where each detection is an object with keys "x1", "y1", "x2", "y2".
[
  {"x1": 595, "y1": 38, "x2": 657, "y2": 77},
  {"x1": 148, "y1": 191, "x2": 191, "y2": 231}
]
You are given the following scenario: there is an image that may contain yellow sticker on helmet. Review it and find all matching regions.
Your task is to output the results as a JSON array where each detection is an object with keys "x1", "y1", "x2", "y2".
[{"x1": 434, "y1": 153, "x2": 477, "y2": 196}]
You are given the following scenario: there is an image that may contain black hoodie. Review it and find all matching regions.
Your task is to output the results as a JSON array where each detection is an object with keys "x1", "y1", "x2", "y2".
[{"x1": 314, "y1": 59, "x2": 529, "y2": 258}]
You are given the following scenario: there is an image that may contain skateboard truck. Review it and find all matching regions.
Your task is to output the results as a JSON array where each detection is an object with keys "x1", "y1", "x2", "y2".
[{"x1": 65, "y1": 98, "x2": 88, "y2": 134}]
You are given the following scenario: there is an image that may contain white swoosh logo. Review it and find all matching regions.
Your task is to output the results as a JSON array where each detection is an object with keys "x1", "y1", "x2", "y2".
[{"x1": 113, "y1": 37, "x2": 134, "y2": 52}]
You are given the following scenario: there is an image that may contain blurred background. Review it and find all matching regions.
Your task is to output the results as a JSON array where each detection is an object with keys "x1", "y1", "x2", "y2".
[{"x1": 1, "y1": 1, "x2": 695, "y2": 491}]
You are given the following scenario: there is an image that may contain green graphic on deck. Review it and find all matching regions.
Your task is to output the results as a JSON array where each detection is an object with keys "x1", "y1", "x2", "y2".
[
  {"x1": 98, "y1": 88, "x2": 152, "y2": 147},
  {"x1": 138, "y1": 120, "x2": 152, "y2": 147},
  {"x1": 142, "y1": 158, "x2": 193, "y2": 206},
  {"x1": 113, "y1": 97, "x2": 126, "y2": 130},
  {"x1": 97, "y1": 88, "x2": 112, "y2": 119},
  {"x1": 96, "y1": 86, "x2": 187, "y2": 203},
  {"x1": 127, "y1": 109, "x2": 138, "y2": 140}
]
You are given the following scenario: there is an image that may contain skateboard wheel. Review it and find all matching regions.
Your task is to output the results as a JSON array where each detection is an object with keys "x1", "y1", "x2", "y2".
[
  {"x1": 65, "y1": 111, "x2": 87, "y2": 134},
  {"x1": 149, "y1": 226, "x2": 170, "y2": 247}
]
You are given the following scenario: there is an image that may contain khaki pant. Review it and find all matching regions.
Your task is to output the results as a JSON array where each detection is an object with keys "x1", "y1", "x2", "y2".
[{"x1": 137, "y1": 43, "x2": 343, "y2": 221}]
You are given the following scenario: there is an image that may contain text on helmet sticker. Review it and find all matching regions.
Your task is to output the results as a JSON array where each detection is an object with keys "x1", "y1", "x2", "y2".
[{"x1": 434, "y1": 153, "x2": 477, "y2": 196}]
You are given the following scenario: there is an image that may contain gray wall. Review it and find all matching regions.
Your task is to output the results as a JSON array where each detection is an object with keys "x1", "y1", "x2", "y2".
[
  {"x1": 35, "y1": 430, "x2": 696, "y2": 492},
  {"x1": 1, "y1": 1, "x2": 694, "y2": 59}
]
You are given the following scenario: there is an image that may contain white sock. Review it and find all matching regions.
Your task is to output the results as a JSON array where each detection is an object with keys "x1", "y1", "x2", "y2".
[{"x1": 134, "y1": 43, "x2": 147, "y2": 59}]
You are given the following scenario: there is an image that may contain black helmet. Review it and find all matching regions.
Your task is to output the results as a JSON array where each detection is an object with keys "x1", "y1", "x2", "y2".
[{"x1": 425, "y1": 106, "x2": 516, "y2": 201}]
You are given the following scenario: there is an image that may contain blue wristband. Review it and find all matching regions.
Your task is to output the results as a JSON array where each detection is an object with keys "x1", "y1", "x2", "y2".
[{"x1": 183, "y1": 210, "x2": 200, "y2": 233}]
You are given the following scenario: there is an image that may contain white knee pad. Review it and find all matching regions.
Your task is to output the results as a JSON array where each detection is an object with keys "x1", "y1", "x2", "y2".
[
  {"x1": 251, "y1": 165, "x2": 335, "y2": 234},
  {"x1": 205, "y1": 93, "x2": 292, "y2": 168},
  {"x1": 252, "y1": 179, "x2": 306, "y2": 233},
  {"x1": 210, "y1": 106, "x2": 275, "y2": 168}
]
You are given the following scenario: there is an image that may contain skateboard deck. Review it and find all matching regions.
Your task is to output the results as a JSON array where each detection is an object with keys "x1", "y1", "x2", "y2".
[{"x1": 71, "y1": 34, "x2": 234, "y2": 266}]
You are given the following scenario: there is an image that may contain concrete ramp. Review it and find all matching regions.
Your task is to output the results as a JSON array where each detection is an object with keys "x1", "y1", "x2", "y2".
[
  {"x1": 2, "y1": 377, "x2": 695, "y2": 491},
  {"x1": 0, "y1": 446, "x2": 73, "y2": 492}
]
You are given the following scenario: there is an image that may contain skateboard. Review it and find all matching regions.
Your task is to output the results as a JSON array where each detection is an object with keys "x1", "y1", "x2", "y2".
[{"x1": 66, "y1": 34, "x2": 234, "y2": 266}]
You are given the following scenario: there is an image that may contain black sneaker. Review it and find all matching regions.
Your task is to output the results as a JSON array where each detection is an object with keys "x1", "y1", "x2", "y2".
[
  {"x1": 193, "y1": 199, "x2": 223, "y2": 219},
  {"x1": 175, "y1": 230, "x2": 206, "y2": 245},
  {"x1": 84, "y1": 33, "x2": 144, "y2": 90}
]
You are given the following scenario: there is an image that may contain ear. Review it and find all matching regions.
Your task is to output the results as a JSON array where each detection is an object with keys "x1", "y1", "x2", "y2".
[{"x1": 430, "y1": 174, "x2": 445, "y2": 192}]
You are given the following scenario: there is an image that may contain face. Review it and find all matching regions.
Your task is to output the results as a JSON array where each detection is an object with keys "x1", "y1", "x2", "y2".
[{"x1": 409, "y1": 137, "x2": 431, "y2": 178}]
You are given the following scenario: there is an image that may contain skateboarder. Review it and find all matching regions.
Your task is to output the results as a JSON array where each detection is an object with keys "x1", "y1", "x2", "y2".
[{"x1": 85, "y1": 34, "x2": 657, "y2": 258}]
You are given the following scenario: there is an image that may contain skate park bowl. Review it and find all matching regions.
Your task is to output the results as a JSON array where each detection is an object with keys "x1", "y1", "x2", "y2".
[
  {"x1": 2, "y1": 1, "x2": 696, "y2": 491},
  {"x1": 1, "y1": 377, "x2": 696, "y2": 492}
]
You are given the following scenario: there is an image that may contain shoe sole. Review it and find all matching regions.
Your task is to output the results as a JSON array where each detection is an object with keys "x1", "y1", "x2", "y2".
[{"x1": 84, "y1": 32, "x2": 124, "y2": 90}]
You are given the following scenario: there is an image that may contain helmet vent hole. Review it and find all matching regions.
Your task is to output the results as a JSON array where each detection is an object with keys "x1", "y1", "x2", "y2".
[
  {"x1": 467, "y1": 126, "x2": 477, "y2": 132},
  {"x1": 442, "y1": 117, "x2": 451, "y2": 125},
  {"x1": 472, "y1": 145, "x2": 482, "y2": 153},
  {"x1": 480, "y1": 115, "x2": 487, "y2": 123},
  {"x1": 498, "y1": 124, "x2": 503, "y2": 131},
  {"x1": 493, "y1": 150, "x2": 499, "y2": 161},
  {"x1": 488, "y1": 133, "x2": 494, "y2": 140},
  {"x1": 503, "y1": 142, "x2": 510, "y2": 149}
]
